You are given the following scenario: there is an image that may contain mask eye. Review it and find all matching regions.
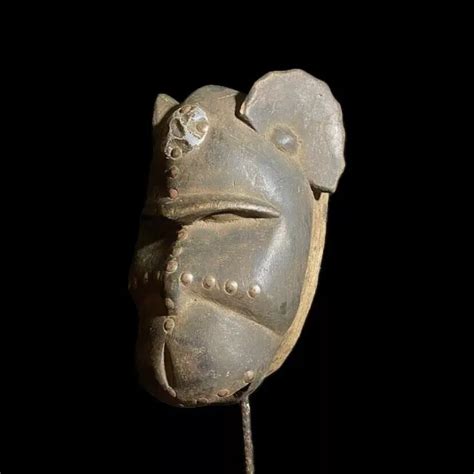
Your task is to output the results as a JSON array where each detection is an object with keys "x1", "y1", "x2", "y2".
[
  {"x1": 201, "y1": 212, "x2": 242, "y2": 223},
  {"x1": 158, "y1": 195, "x2": 281, "y2": 224}
]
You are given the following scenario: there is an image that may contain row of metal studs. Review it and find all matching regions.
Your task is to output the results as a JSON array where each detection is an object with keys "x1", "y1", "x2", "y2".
[{"x1": 130, "y1": 270, "x2": 262, "y2": 300}]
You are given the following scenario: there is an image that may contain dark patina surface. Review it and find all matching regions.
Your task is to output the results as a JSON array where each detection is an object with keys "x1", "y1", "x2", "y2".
[{"x1": 129, "y1": 70, "x2": 345, "y2": 408}]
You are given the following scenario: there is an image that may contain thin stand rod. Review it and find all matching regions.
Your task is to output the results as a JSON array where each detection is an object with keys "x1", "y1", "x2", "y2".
[{"x1": 241, "y1": 395, "x2": 255, "y2": 473}]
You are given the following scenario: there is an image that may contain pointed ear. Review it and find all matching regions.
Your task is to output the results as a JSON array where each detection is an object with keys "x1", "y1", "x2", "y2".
[
  {"x1": 240, "y1": 70, "x2": 345, "y2": 193},
  {"x1": 152, "y1": 94, "x2": 178, "y2": 127}
]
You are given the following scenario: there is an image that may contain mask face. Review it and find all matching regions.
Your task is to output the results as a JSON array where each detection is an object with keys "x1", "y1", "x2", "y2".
[{"x1": 130, "y1": 70, "x2": 345, "y2": 407}]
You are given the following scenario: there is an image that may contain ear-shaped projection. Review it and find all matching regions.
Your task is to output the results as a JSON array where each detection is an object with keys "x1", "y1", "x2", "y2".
[
  {"x1": 240, "y1": 69, "x2": 345, "y2": 193},
  {"x1": 152, "y1": 93, "x2": 179, "y2": 127}
]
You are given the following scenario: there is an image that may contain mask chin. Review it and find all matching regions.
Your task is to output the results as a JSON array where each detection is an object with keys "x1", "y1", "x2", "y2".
[{"x1": 136, "y1": 297, "x2": 281, "y2": 407}]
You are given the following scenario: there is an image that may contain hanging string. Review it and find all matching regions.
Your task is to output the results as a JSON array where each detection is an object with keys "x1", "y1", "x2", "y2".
[{"x1": 241, "y1": 395, "x2": 255, "y2": 473}]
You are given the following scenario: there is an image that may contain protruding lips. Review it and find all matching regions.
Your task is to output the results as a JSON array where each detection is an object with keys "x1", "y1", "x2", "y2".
[{"x1": 144, "y1": 194, "x2": 280, "y2": 224}]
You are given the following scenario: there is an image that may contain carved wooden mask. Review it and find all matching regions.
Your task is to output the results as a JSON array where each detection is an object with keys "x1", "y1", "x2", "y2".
[{"x1": 129, "y1": 70, "x2": 345, "y2": 407}]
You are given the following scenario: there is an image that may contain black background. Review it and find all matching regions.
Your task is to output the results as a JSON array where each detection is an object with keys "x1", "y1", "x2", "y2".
[
  {"x1": 92, "y1": 57, "x2": 345, "y2": 473},
  {"x1": 7, "y1": 31, "x2": 434, "y2": 473}
]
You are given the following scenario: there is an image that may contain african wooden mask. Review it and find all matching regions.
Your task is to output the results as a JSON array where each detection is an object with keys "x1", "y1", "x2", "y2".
[{"x1": 130, "y1": 69, "x2": 345, "y2": 407}]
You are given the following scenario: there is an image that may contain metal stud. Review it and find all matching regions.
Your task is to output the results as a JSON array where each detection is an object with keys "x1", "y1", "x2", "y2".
[
  {"x1": 217, "y1": 389, "x2": 229, "y2": 398},
  {"x1": 168, "y1": 165, "x2": 179, "y2": 178},
  {"x1": 170, "y1": 147, "x2": 182, "y2": 159},
  {"x1": 203, "y1": 275, "x2": 216, "y2": 289},
  {"x1": 143, "y1": 272, "x2": 149, "y2": 284},
  {"x1": 171, "y1": 247, "x2": 183, "y2": 257},
  {"x1": 244, "y1": 370, "x2": 255, "y2": 383},
  {"x1": 177, "y1": 229, "x2": 187, "y2": 241},
  {"x1": 166, "y1": 259, "x2": 178, "y2": 273},
  {"x1": 169, "y1": 188, "x2": 178, "y2": 199},
  {"x1": 224, "y1": 280, "x2": 238, "y2": 295},
  {"x1": 181, "y1": 272, "x2": 193, "y2": 286},
  {"x1": 196, "y1": 122, "x2": 209, "y2": 134},
  {"x1": 165, "y1": 298, "x2": 175, "y2": 311},
  {"x1": 248, "y1": 284, "x2": 261, "y2": 298},
  {"x1": 164, "y1": 317, "x2": 175, "y2": 332}
]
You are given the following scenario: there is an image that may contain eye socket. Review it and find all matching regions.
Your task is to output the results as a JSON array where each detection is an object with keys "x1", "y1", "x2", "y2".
[
  {"x1": 157, "y1": 195, "x2": 281, "y2": 224},
  {"x1": 201, "y1": 212, "x2": 242, "y2": 223}
]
